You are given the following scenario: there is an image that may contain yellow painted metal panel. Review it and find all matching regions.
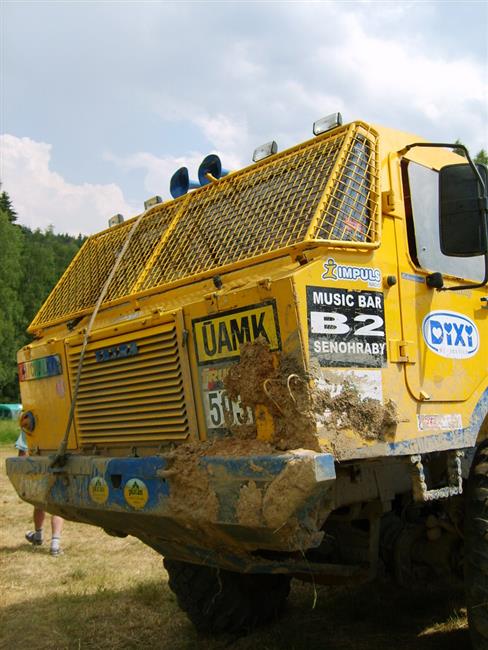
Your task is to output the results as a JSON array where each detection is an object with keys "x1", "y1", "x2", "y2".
[{"x1": 17, "y1": 340, "x2": 78, "y2": 452}]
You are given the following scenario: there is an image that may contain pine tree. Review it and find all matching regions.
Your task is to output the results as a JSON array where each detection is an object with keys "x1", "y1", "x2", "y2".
[
  {"x1": 475, "y1": 149, "x2": 488, "y2": 166},
  {"x1": 452, "y1": 139, "x2": 466, "y2": 157},
  {"x1": 0, "y1": 191, "x2": 18, "y2": 223},
  {"x1": 0, "y1": 210, "x2": 23, "y2": 400}
]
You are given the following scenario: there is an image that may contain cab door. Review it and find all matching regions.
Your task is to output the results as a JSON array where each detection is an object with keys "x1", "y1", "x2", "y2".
[{"x1": 396, "y1": 158, "x2": 487, "y2": 403}]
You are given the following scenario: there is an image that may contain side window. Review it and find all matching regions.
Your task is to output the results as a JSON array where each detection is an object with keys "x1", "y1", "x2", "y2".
[{"x1": 403, "y1": 160, "x2": 484, "y2": 281}]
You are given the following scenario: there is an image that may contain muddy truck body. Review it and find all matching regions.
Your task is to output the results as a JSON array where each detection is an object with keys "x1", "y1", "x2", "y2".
[{"x1": 7, "y1": 118, "x2": 488, "y2": 641}]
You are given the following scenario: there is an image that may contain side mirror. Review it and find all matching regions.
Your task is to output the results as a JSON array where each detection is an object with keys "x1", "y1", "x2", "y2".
[{"x1": 439, "y1": 163, "x2": 488, "y2": 257}]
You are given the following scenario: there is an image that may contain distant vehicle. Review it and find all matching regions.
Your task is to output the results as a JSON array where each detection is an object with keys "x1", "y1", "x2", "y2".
[
  {"x1": 0, "y1": 404, "x2": 22, "y2": 420},
  {"x1": 6, "y1": 115, "x2": 488, "y2": 646}
]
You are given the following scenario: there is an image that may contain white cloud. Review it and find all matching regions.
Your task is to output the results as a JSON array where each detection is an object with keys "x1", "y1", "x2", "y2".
[
  {"x1": 141, "y1": 3, "x2": 486, "y2": 157},
  {"x1": 105, "y1": 116, "x2": 247, "y2": 201},
  {"x1": 194, "y1": 113, "x2": 249, "y2": 153},
  {"x1": 320, "y1": 12, "x2": 486, "y2": 123},
  {"x1": 0, "y1": 135, "x2": 137, "y2": 235},
  {"x1": 2, "y1": 2, "x2": 487, "y2": 235}
]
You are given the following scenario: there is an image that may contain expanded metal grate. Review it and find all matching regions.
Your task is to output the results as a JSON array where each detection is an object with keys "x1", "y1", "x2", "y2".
[
  {"x1": 30, "y1": 122, "x2": 379, "y2": 330},
  {"x1": 311, "y1": 130, "x2": 379, "y2": 242},
  {"x1": 139, "y1": 131, "x2": 346, "y2": 289},
  {"x1": 32, "y1": 206, "x2": 179, "y2": 328}
]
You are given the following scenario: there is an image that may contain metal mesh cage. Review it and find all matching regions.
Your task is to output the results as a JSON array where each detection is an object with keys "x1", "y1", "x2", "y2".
[
  {"x1": 140, "y1": 130, "x2": 346, "y2": 289},
  {"x1": 30, "y1": 122, "x2": 379, "y2": 330}
]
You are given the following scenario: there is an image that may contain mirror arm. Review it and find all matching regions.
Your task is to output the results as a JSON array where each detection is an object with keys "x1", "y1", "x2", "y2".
[{"x1": 398, "y1": 142, "x2": 488, "y2": 292}]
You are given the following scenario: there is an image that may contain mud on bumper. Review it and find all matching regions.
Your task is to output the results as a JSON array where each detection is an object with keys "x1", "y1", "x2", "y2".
[{"x1": 7, "y1": 450, "x2": 338, "y2": 572}]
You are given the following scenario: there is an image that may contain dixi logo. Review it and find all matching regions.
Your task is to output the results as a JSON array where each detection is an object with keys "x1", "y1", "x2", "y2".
[{"x1": 422, "y1": 311, "x2": 479, "y2": 359}]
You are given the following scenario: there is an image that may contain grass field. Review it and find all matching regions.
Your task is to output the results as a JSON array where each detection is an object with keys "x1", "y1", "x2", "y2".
[
  {"x1": 0, "y1": 446, "x2": 471, "y2": 650},
  {"x1": 0, "y1": 420, "x2": 19, "y2": 446}
]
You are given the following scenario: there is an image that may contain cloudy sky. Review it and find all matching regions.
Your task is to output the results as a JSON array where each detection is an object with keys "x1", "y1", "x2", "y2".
[{"x1": 1, "y1": 1, "x2": 487, "y2": 235}]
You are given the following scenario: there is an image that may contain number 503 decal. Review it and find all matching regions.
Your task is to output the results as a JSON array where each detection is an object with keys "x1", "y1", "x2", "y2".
[{"x1": 204, "y1": 390, "x2": 253, "y2": 429}]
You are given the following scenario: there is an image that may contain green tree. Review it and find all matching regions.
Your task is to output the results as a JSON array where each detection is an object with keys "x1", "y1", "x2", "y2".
[
  {"x1": 20, "y1": 227, "x2": 83, "y2": 332},
  {"x1": 0, "y1": 210, "x2": 23, "y2": 400},
  {"x1": 452, "y1": 139, "x2": 466, "y2": 157},
  {"x1": 0, "y1": 191, "x2": 18, "y2": 223},
  {"x1": 475, "y1": 149, "x2": 488, "y2": 166},
  {"x1": 452, "y1": 140, "x2": 488, "y2": 165}
]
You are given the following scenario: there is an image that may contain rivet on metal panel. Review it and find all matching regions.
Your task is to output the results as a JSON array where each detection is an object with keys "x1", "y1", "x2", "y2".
[
  {"x1": 295, "y1": 254, "x2": 309, "y2": 266},
  {"x1": 257, "y1": 278, "x2": 272, "y2": 291},
  {"x1": 204, "y1": 293, "x2": 218, "y2": 313}
]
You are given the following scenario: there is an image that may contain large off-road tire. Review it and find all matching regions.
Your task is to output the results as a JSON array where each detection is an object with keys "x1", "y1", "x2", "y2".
[
  {"x1": 163, "y1": 558, "x2": 291, "y2": 634},
  {"x1": 465, "y1": 440, "x2": 488, "y2": 649}
]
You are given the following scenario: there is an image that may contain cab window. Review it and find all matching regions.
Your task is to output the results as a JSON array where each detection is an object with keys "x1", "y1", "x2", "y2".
[{"x1": 403, "y1": 160, "x2": 484, "y2": 281}]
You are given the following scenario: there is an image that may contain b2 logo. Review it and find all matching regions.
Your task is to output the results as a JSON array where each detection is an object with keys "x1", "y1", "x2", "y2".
[
  {"x1": 310, "y1": 312, "x2": 384, "y2": 337},
  {"x1": 422, "y1": 311, "x2": 479, "y2": 359}
]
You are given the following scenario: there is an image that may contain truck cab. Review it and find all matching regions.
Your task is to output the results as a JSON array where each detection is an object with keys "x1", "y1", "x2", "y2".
[{"x1": 7, "y1": 117, "x2": 488, "y2": 642}]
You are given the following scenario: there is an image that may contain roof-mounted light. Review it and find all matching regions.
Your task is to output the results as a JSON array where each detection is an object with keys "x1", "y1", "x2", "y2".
[
  {"x1": 313, "y1": 112, "x2": 342, "y2": 136},
  {"x1": 252, "y1": 140, "x2": 278, "y2": 163},
  {"x1": 108, "y1": 213, "x2": 124, "y2": 228},
  {"x1": 144, "y1": 195, "x2": 162, "y2": 210}
]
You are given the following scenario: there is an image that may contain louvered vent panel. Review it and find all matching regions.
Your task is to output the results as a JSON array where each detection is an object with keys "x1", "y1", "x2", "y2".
[{"x1": 68, "y1": 321, "x2": 189, "y2": 446}]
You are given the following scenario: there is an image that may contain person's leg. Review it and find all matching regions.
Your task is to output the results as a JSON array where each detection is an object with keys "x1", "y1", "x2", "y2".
[
  {"x1": 25, "y1": 508, "x2": 46, "y2": 545},
  {"x1": 34, "y1": 508, "x2": 46, "y2": 530},
  {"x1": 50, "y1": 516, "x2": 64, "y2": 556}
]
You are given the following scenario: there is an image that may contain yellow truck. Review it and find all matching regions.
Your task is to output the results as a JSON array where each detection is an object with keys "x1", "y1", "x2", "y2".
[{"x1": 7, "y1": 115, "x2": 488, "y2": 644}]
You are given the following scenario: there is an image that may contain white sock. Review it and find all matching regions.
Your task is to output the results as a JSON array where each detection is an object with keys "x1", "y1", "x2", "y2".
[{"x1": 51, "y1": 536, "x2": 60, "y2": 551}]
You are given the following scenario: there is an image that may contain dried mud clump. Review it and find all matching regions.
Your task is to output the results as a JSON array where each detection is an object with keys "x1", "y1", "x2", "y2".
[
  {"x1": 223, "y1": 338, "x2": 398, "y2": 453},
  {"x1": 164, "y1": 437, "x2": 274, "y2": 522},
  {"x1": 236, "y1": 480, "x2": 263, "y2": 527},
  {"x1": 165, "y1": 444, "x2": 219, "y2": 521},
  {"x1": 224, "y1": 338, "x2": 321, "y2": 452},
  {"x1": 314, "y1": 382, "x2": 399, "y2": 441}
]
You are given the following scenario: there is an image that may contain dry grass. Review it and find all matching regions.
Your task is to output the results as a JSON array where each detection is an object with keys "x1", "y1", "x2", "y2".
[{"x1": 0, "y1": 447, "x2": 471, "y2": 650}]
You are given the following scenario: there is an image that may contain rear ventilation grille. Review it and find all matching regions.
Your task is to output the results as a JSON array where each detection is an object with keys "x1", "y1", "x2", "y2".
[{"x1": 68, "y1": 321, "x2": 190, "y2": 446}]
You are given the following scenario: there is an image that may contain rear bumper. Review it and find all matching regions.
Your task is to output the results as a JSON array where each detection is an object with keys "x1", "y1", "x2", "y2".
[{"x1": 6, "y1": 450, "x2": 336, "y2": 568}]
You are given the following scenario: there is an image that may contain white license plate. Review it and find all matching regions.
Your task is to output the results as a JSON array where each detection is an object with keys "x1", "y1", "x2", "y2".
[{"x1": 203, "y1": 390, "x2": 253, "y2": 429}]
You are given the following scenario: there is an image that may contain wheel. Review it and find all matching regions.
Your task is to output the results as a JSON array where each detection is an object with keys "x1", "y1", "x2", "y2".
[
  {"x1": 163, "y1": 558, "x2": 291, "y2": 634},
  {"x1": 465, "y1": 440, "x2": 488, "y2": 649}
]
